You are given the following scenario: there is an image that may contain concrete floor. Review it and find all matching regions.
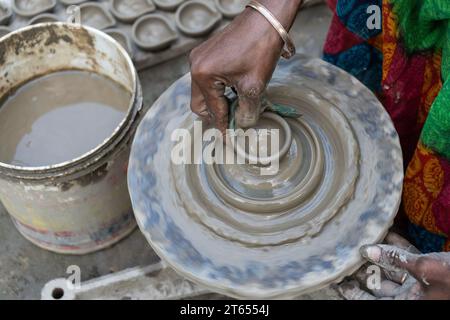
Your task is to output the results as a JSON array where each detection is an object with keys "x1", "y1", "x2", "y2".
[{"x1": 0, "y1": 5, "x2": 332, "y2": 300}]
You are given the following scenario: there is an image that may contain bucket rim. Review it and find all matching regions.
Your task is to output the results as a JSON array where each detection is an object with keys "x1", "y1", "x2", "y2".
[{"x1": 0, "y1": 22, "x2": 138, "y2": 173}]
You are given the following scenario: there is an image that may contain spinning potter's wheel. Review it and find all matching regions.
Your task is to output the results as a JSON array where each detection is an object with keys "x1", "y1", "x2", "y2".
[{"x1": 128, "y1": 55, "x2": 403, "y2": 299}]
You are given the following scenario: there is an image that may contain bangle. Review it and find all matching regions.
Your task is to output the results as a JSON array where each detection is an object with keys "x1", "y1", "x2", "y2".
[{"x1": 246, "y1": 0, "x2": 296, "y2": 59}]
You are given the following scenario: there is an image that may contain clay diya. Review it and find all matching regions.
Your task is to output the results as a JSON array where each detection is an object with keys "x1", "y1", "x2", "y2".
[
  {"x1": 79, "y1": 2, "x2": 116, "y2": 30},
  {"x1": 153, "y1": 0, "x2": 185, "y2": 11},
  {"x1": 0, "y1": 4, "x2": 12, "y2": 25},
  {"x1": 105, "y1": 28, "x2": 134, "y2": 58},
  {"x1": 214, "y1": 0, "x2": 248, "y2": 19},
  {"x1": 28, "y1": 13, "x2": 59, "y2": 25},
  {"x1": 128, "y1": 55, "x2": 403, "y2": 299},
  {"x1": 0, "y1": 26, "x2": 11, "y2": 38},
  {"x1": 59, "y1": 0, "x2": 89, "y2": 5},
  {"x1": 132, "y1": 14, "x2": 178, "y2": 51},
  {"x1": 110, "y1": 0, "x2": 156, "y2": 23},
  {"x1": 175, "y1": 0, "x2": 221, "y2": 37},
  {"x1": 12, "y1": 0, "x2": 57, "y2": 17},
  {"x1": 231, "y1": 112, "x2": 293, "y2": 166}
]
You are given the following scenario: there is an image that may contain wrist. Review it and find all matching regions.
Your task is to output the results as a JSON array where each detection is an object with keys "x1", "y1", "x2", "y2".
[
  {"x1": 256, "y1": 0, "x2": 303, "y2": 30},
  {"x1": 239, "y1": 7, "x2": 284, "y2": 47},
  {"x1": 245, "y1": 1, "x2": 299, "y2": 58}
]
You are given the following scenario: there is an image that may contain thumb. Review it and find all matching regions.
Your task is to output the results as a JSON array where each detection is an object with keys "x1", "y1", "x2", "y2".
[
  {"x1": 235, "y1": 96, "x2": 262, "y2": 128},
  {"x1": 235, "y1": 77, "x2": 265, "y2": 128},
  {"x1": 360, "y1": 244, "x2": 420, "y2": 276}
]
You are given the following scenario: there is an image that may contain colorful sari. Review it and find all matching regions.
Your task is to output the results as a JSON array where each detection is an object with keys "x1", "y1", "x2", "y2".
[{"x1": 323, "y1": 0, "x2": 450, "y2": 252}]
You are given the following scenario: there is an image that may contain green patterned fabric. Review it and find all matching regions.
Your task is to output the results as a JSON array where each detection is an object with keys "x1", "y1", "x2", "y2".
[
  {"x1": 393, "y1": 0, "x2": 450, "y2": 159},
  {"x1": 421, "y1": 81, "x2": 450, "y2": 159}
]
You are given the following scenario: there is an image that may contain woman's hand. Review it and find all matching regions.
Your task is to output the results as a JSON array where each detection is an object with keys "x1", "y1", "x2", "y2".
[
  {"x1": 189, "y1": 0, "x2": 302, "y2": 133},
  {"x1": 338, "y1": 232, "x2": 450, "y2": 300}
]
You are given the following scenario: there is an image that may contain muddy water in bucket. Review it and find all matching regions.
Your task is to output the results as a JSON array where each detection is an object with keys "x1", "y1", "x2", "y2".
[
  {"x1": 0, "y1": 71, "x2": 131, "y2": 167},
  {"x1": 0, "y1": 23, "x2": 142, "y2": 254}
]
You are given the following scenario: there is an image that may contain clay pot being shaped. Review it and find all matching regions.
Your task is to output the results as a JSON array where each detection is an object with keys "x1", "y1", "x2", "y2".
[
  {"x1": 79, "y1": 2, "x2": 116, "y2": 30},
  {"x1": 13, "y1": 0, "x2": 57, "y2": 17},
  {"x1": 231, "y1": 112, "x2": 293, "y2": 166},
  {"x1": 110, "y1": 0, "x2": 156, "y2": 23},
  {"x1": 175, "y1": 0, "x2": 221, "y2": 37},
  {"x1": 132, "y1": 14, "x2": 178, "y2": 51}
]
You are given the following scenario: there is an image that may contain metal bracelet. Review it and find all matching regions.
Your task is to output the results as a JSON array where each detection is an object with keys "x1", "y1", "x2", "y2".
[{"x1": 246, "y1": 0, "x2": 296, "y2": 59}]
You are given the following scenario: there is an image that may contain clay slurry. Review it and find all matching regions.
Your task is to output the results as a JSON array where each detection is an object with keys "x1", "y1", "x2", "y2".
[{"x1": 0, "y1": 70, "x2": 132, "y2": 167}]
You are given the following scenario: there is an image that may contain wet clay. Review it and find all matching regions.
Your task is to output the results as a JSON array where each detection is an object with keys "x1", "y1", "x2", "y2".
[
  {"x1": 176, "y1": 87, "x2": 359, "y2": 245},
  {"x1": 0, "y1": 70, "x2": 131, "y2": 167},
  {"x1": 232, "y1": 112, "x2": 292, "y2": 165}
]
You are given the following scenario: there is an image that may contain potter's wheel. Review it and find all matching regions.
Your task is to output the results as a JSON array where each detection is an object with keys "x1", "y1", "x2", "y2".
[{"x1": 128, "y1": 55, "x2": 403, "y2": 299}]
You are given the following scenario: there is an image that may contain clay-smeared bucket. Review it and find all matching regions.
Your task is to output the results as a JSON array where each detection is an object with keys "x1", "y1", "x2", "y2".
[{"x1": 0, "y1": 23, "x2": 142, "y2": 254}]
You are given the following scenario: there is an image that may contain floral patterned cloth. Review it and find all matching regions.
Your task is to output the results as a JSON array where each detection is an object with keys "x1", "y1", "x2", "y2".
[{"x1": 323, "y1": 0, "x2": 450, "y2": 252}]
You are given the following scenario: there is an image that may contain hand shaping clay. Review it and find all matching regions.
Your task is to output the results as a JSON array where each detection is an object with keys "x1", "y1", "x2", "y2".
[
  {"x1": 12, "y1": 0, "x2": 57, "y2": 17},
  {"x1": 110, "y1": 0, "x2": 156, "y2": 23},
  {"x1": 79, "y1": 2, "x2": 116, "y2": 30},
  {"x1": 175, "y1": 0, "x2": 221, "y2": 37},
  {"x1": 132, "y1": 14, "x2": 178, "y2": 51},
  {"x1": 128, "y1": 55, "x2": 403, "y2": 299}
]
